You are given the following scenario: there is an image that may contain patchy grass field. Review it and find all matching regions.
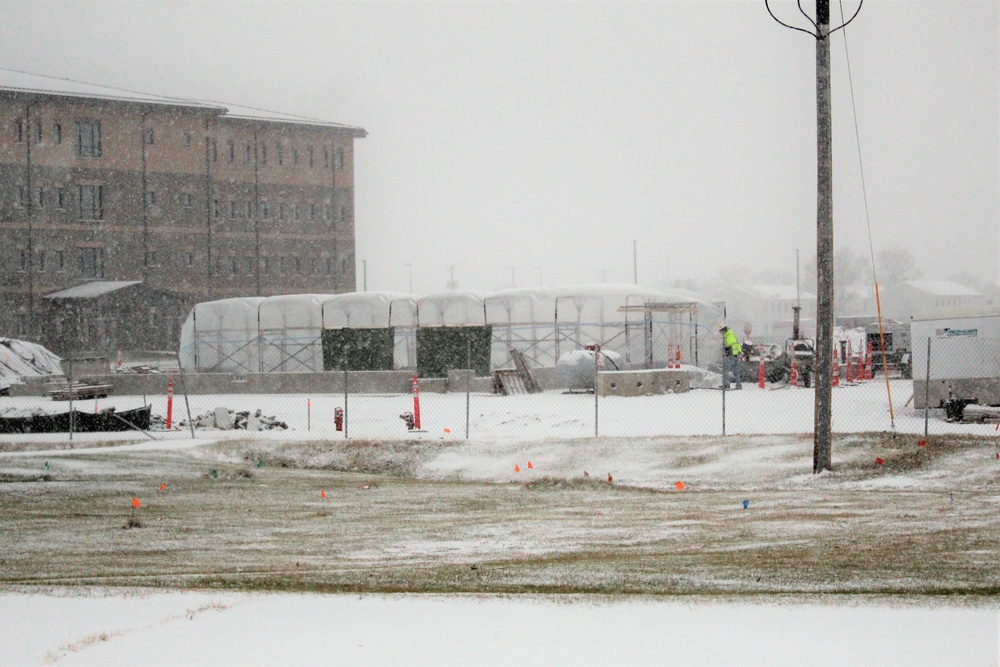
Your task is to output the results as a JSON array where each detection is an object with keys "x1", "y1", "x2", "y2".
[{"x1": 1, "y1": 434, "x2": 999, "y2": 602}]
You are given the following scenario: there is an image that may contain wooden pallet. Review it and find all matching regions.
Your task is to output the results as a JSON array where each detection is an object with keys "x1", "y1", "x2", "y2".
[
  {"x1": 494, "y1": 369, "x2": 529, "y2": 395},
  {"x1": 47, "y1": 381, "x2": 114, "y2": 401}
]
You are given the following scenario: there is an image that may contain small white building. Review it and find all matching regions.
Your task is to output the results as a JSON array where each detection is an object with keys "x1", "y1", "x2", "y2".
[{"x1": 879, "y1": 281, "x2": 984, "y2": 322}]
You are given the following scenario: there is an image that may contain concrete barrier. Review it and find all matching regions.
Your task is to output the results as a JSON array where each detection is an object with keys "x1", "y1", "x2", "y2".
[{"x1": 596, "y1": 369, "x2": 690, "y2": 397}]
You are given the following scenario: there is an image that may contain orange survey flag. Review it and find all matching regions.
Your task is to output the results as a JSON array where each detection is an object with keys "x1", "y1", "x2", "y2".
[
  {"x1": 514, "y1": 465, "x2": 521, "y2": 473},
  {"x1": 159, "y1": 483, "x2": 166, "y2": 492},
  {"x1": 131, "y1": 497, "x2": 141, "y2": 508},
  {"x1": 675, "y1": 481, "x2": 686, "y2": 490},
  {"x1": 321, "y1": 490, "x2": 327, "y2": 499}
]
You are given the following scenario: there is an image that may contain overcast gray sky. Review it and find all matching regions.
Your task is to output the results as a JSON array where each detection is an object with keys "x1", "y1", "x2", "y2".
[{"x1": 1, "y1": 0, "x2": 996, "y2": 295}]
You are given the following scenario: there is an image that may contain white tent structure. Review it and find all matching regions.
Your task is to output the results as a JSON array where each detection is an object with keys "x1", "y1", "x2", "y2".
[
  {"x1": 321, "y1": 292, "x2": 417, "y2": 370},
  {"x1": 179, "y1": 293, "x2": 419, "y2": 373},
  {"x1": 179, "y1": 286, "x2": 724, "y2": 375},
  {"x1": 179, "y1": 297, "x2": 265, "y2": 374}
]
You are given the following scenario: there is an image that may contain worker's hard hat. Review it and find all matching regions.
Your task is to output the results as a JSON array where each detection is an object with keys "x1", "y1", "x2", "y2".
[{"x1": 717, "y1": 322, "x2": 727, "y2": 331}]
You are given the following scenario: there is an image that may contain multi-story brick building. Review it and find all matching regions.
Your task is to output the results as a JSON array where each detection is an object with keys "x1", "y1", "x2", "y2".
[{"x1": 0, "y1": 80, "x2": 366, "y2": 355}]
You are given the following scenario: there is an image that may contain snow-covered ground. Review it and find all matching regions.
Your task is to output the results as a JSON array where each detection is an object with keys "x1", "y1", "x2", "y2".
[
  {"x1": 2, "y1": 381, "x2": 999, "y2": 666},
  {"x1": 1, "y1": 379, "x2": 993, "y2": 448},
  {"x1": 1, "y1": 590, "x2": 997, "y2": 666}
]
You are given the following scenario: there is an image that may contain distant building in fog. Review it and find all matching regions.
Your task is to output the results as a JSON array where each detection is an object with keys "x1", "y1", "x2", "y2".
[
  {"x1": 0, "y1": 78, "x2": 366, "y2": 355},
  {"x1": 878, "y1": 280, "x2": 984, "y2": 321}
]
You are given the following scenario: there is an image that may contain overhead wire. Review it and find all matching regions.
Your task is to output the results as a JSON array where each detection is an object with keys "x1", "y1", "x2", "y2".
[{"x1": 838, "y1": 0, "x2": 895, "y2": 433}]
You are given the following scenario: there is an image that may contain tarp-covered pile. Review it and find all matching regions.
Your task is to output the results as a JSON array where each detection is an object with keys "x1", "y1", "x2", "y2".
[{"x1": 0, "y1": 338, "x2": 63, "y2": 391}]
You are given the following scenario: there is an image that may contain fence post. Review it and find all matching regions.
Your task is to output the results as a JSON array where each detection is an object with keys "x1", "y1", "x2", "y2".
[
  {"x1": 722, "y1": 380, "x2": 727, "y2": 437},
  {"x1": 68, "y1": 355, "x2": 74, "y2": 442},
  {"x1": 343, "y1": 357, "x2": 349, "y2": 440},
  {"x1": 924, "y1": 337, "x2": 931, "y2": 437},
  {"x1": 176, "y1": 351, "x2": 196, "y2": 438},
  {"x1": 465, "y1": 340, "x2": 471, "y2": 439},
  {"x1": 594, "y1": 350, "x2": 600, "y2": 437}
]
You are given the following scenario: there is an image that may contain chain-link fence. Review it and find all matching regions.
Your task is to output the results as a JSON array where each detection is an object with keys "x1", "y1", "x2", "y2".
[{"x1": 4, "y1": 335, "x2": 1000, "y2": 443}]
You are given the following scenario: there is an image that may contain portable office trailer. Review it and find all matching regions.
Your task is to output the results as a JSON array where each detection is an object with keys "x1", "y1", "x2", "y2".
[{"x1": 911, "y1": 305, "x2": 1000, "y2": 408}]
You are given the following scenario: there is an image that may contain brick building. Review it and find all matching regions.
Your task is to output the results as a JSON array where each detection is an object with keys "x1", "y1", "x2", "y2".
[{"x1": 0, "y1": 79, "x2": 366, "y2": 355}]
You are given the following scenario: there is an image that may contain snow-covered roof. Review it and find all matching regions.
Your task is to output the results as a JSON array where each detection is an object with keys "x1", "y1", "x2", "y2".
[
  {"x1": 900, "y1": 280, "x2": 982, "y2": 297},
  {"x1": 322, "y1": 292, "x2": 417, "y2": 329},
  {"x1": 0, "y1": 70, "x2": 366, "y2": 135},
  {"x1": 43, "y1": 281, "x2": 142, "y2": 299}
]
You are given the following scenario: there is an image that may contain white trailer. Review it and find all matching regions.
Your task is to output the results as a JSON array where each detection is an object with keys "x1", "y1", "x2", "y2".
[{"x1": 910, "y1": 305, "x2": 1000, "y2": 409}]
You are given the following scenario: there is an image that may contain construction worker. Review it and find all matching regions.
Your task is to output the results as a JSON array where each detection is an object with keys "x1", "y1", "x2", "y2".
[{"x1": 719, "y1": 323, "x2": 743, "y2": 390}]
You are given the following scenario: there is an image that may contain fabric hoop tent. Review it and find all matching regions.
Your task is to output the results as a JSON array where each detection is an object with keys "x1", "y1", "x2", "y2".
[{"x1": 178, "y1": 286, "x2": 724, "y2": 375}]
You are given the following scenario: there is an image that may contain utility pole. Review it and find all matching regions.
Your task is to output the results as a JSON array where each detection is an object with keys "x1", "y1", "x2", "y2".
[
  {"x1": 633, "y1": 239, "x2": 638, "y2": 284},
  {"x1": 766, "y1": 0, "x2": 862, "y2": 473}
]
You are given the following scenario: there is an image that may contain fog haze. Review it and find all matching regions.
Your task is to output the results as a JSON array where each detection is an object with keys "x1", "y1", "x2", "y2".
[{"x1": 1, "y1": 0, "x2": 996, "y2": 295}]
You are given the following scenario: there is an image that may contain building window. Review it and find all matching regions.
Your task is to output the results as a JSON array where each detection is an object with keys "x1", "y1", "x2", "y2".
[
  {"x1": 307, "y1": 146, "x2": 314, "y2": 167},
  {"x1": 341, "y1": 258, "x2": 348, "y2": 275},
  {"x1": 309, "y1": 257, "x2": 318, "y2": 275},
  {"x1": 244, "y1": 143, "x2": 253, "y2": 164},
  {"x1": 229, "y1": 200, "x2": 237, "y2": 219},
  {"x1": 276, "y1": 145, "x2": 284, "y2": 165},
  {"x1": 16, "y1": 314, "x2": 26, "y2": 337},
  {"x1": 211, "y1": 140, "x2": 218, "y2": 161},
  {"x1": 227, "y1": 140, "x2": 235, "y2": 163},
  {"x1": 229, "y1": 256, "x2": 237, "y2": 274},
  {"x1": 245, "y1": 257, "x2": 253, "y2": 275},
  {"x1": 260, "y1": 201, "x2": 269, "y2": 219},
  {"x1": 309, "y1": 203, "x2": 316, "y2": 220},
  {"x1": 54, "y1": 122, "x2": 62, "y2": 145},
  {"x1": 212, "y1": 199, "x2": 220, "y2": 218},
  {"x1": 14, "y1": 118, "x2": 23, "y2": 143},
  {"x1": 14, "y1": 185, "x2": 26, "y2": 208},
  {"x1": 292, "y1": 147, "x2": 299, "y2": 166},
  {"x1": 75, "y1": 119, "x2": 101, "y2": 157},
  {"x1": 182, "y1": 131, "x2": 192, "y2": 147},
  {"x1": 33, "y1": 120, "x2": 42, "y2": 144},
  {"x1": 186, "y1": 252, "x2": 194, "y2": 268},
  {"x1": 323, "y1": 148, "x2": 329, "y2": 168},
  {"x1": 292, "y1": 203, "x2": 299, "y2": 221},
  {"x1": 323, "y1": 203, "x2": 331, "y2": 222},
  {"x1": 183, "y1": 192, "x2": 193, "y2": 208},
  {"x1": 77, "y1": 247, "x2": 105, "y2": 278},
  {"x1": 37, "y1": 251, "x2": 46, "y2": 273},
  {"x1": 260, "y1": 143, "x2": 267, "y2": 165},
  {"x1": 149, "y1": 309, "x2": 160, "y2": 327},
  {"x1": 55, "y1": 187, "x2": 65, "y2": 209},
  {"x1": 145, "y1": 251, "x2": 157, "y2": 266},
  {"x1": 325, "y1": 257, "x2": 332, "y2": 275},
  {"x1": 145, "y1": 190, "x2": 156, "y2": 206},
  {"x1": 19, "y1": 249, "x2": 28, "y2": 271},
  {"x1": 246, "y1": 201, "x2": 253, "y2": 218},
  {"x1": 34, "y1": 187, "x2": 44, "y2": 208},
  {"x1": 144, "y1": 127, "x2": 154, "y2": 144},
  {"x1": 260, "y1": 256, "x2": 269, "y2": 275},
  {"x1": 336, "y1": 148, "x2": 344, "y2": 169},
  {"x1": 55, "y1": 250, "x2": 64, "y2": 272},
  {"x1": 278, "y1": 202, "x2": 286, "y2": 221},
  {"x1": 293, "y1": 256, "x2": 301, "y2": 274},
  {"x1": 77, "y1": 185, "x2": 103, "y2": 220},
  {"x1": 275, "y1": 256, "x2": 283, "y2": 274},
  {"x1": 337, "y1": 205, "x2": 346, "y2": 223}
]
